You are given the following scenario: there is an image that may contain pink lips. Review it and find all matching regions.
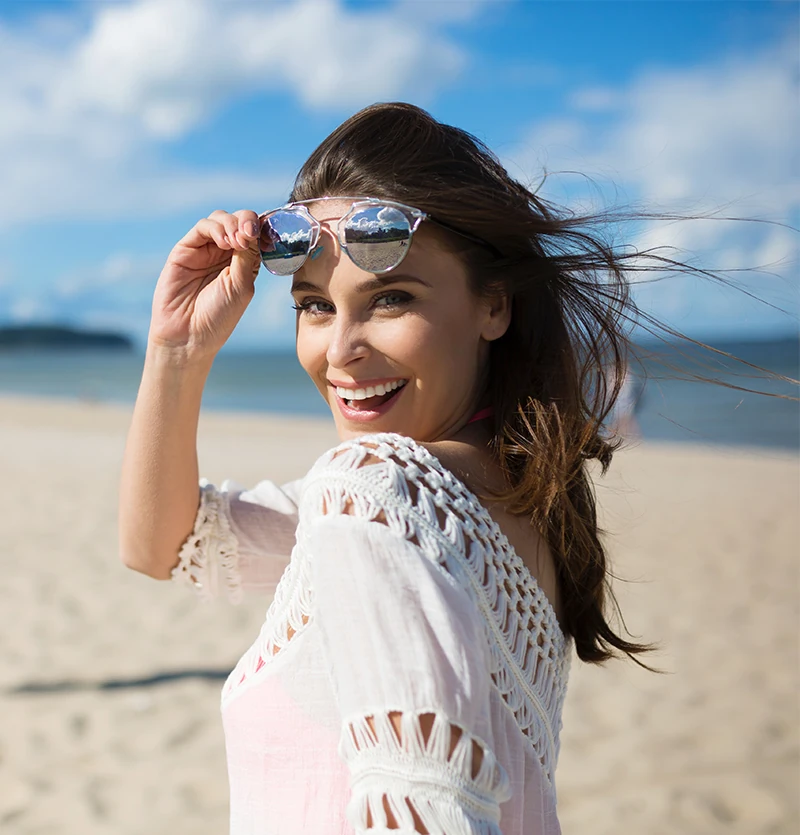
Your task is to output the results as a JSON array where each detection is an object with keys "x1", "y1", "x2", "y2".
[{"x1": 333, "y1": 384, "x2": 406, "y2": 423}]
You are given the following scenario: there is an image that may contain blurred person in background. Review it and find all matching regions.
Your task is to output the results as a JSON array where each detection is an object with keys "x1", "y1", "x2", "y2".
[{"x1": 610, "y1": 366, "x2": 645, "y2": 439}]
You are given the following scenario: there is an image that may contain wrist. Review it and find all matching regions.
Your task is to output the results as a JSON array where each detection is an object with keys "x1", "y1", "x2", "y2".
[
  {"x1": 141, "y1": 343, "x2": 215, "y2": 409},
  {"x1": 144, "y1": 337, "x2": 216, "y2": 377}
]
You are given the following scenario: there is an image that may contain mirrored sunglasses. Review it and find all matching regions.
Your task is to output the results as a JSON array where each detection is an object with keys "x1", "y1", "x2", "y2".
[
  {"x1": 257, "y1": 196, "x2": 498, "y2": 276},
  {"x1": 258, "y1": 197, "x2": 427, "y2": 276}
]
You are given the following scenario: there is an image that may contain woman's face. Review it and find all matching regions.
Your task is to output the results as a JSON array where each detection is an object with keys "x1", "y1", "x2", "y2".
[{"x1": 291, "y1": 199, "x2": 510, "y2": 442}]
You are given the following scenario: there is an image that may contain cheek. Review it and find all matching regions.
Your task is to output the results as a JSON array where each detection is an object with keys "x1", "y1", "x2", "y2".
[
  {"x1": 295, "y1": 324, "x2": 327, "y2": 385},
  {"x1": 385, "y1": 314, "x2": 480, "y2": 381},
  {"x1": 374, "y1": 317, "x2": 438, "y2": 366}
]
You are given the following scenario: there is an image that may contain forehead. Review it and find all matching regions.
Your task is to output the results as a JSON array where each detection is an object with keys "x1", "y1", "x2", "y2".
[{"x1": 303, "y1": 198, "x2": 359, "y2": 223}]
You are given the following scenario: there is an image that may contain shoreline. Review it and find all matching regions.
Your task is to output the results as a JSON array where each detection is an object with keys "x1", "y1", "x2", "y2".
[{"x1": 1, "y1": 392, "x2": 797, "y2": 458}]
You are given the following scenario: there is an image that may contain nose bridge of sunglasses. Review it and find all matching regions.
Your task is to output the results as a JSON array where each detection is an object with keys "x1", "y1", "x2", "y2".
[{"x1": 310, "y1": 218, "x2": 343, "y2": 261}]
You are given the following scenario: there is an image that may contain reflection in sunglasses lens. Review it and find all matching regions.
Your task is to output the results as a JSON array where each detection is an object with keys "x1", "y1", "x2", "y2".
[
  {"x1": 260, "y1": 212, "x2": 314, "y2": 275},
  {"x1": 344, "y1": 206, "x2": 411, "y2": 273}
]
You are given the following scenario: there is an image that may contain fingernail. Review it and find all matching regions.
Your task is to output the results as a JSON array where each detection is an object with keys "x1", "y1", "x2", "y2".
[{"x1": 245, "y1": 221, "x2": 258, "y2": 238}]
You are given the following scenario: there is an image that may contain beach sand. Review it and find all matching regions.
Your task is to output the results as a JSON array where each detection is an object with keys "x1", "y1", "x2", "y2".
[{"x1": 1, "y1": 395, "x2": 797, "y2": 834}]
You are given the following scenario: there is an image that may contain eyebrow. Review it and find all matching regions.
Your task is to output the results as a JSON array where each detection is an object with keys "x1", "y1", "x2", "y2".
[{"x1": 290, "y1": 274, "x2": 432, "y2": 294}]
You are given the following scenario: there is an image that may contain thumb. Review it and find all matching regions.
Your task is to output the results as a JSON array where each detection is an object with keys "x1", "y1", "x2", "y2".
[{"x1": 229, "y1": 241, "x2": 261, "y2": 292}]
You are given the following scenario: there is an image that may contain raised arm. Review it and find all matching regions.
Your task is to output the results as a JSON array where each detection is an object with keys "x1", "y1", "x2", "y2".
[
  {"x1": 118, "y1": 347, "x2": 210, "y2": 579},
  {"x1": 118, "y1": 209, "x2": 262, "y2": 580}
]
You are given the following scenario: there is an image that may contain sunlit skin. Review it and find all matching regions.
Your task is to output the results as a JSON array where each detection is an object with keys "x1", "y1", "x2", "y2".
[{"x1": 291, "y1": 200, "x2": 511, "y2": 445}]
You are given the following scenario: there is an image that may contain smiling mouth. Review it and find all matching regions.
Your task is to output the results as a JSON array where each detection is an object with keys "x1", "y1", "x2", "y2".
[{"x1": 335, "y1": 379, "x2": 407, "y2": 411}]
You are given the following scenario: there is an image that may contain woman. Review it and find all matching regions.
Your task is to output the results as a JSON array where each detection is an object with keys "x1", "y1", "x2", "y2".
[{"x1": 119, "y1": 102, "x2": 651, "y2": 834}]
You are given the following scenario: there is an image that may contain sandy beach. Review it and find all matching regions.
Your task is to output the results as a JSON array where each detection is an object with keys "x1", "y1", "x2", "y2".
[{"x1": 1, "y1": 394, "x2": 797, "y2": 834}]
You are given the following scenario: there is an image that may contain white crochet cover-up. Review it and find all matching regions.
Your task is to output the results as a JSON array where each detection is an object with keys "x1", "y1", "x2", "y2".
[{"x1": 172, "y1": 432, "x2": 571, "y2": 835}]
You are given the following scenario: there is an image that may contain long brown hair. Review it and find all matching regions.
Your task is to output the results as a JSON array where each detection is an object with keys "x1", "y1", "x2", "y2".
[{"x1": 289, "y1": 101, "x2": 789, "y2": 666}]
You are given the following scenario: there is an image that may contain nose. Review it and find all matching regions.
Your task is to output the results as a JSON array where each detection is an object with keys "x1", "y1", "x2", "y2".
[{"x1": 325, "y1": 313, "x2": 370, "y2": 369}]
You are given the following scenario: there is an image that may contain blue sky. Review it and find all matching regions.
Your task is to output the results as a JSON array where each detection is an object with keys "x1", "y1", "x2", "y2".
[{"x1": 0, "y1": 0, "x2": 796, "y2": 349}]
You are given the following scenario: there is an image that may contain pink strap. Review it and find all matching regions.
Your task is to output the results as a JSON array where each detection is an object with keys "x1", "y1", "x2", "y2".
[{"x1": 467, "y1": 406, "x2": 494, "y2": 425}]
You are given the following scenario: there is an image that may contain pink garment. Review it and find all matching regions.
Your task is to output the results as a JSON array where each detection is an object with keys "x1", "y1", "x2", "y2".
[
  {"x1": 173, "y1": 433, "x2": 571, "y2": 834},
  {"x1": 223, "y1": 671, "x2": 352, "y2": 830}
]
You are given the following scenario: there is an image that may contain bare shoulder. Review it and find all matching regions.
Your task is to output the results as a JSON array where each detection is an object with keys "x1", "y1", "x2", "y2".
[{"x1": 421, "y1": 436, "x2": 506, "y2": 496}]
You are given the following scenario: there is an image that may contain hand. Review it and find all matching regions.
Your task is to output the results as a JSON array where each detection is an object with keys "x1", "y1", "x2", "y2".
[{"x1": 148, "y1": 209, "x2": 263, "y2": 363}]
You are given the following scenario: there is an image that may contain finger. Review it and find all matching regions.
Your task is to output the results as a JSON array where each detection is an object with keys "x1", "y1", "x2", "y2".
[
  {"x1": 178, "y1": 218, "x2": 233, "y2": 251},
  {"x1": 232, "y1": 209, "x2": 260, "y2": 241},
  {"x1": 230, "y1": 240, "x2": 262, "y2": 290},
  {"x1": 207, "y1": 209, "x2": 238, "y2": 246},
  {"x1": 208, "y1": 209, "x2": 256, "y2": 250},
  {"x1": 227, "y1": 211, "x2": 259, "y2": 250},
  {"x1": 207, "y1": 210, "x2": 248, "y2": 250}
]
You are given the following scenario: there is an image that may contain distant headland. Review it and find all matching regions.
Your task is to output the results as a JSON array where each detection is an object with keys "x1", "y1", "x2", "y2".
[{"x1": 0, "y1": 325, "x2": 134, "y2": 351}]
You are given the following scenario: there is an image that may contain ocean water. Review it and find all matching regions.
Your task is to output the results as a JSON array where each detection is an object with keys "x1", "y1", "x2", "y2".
[{"x1": 0, "y1": 339, "x2": 796, "y2": 450}]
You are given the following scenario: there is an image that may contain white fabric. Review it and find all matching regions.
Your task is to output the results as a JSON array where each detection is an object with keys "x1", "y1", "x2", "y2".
[
  {"x1": 171, "y1": 476, "x2": 303, "y2": 602},
  {"x1": 172, "y1": 432, "x2": 571, "y2": 834}
]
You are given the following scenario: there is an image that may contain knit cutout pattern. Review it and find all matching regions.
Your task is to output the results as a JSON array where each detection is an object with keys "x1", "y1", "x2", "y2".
[
  {"x1": 300, "y1": 434, "x2": 571, "y2": 787},
  {"x1": 219, "y1": 535, "x2": 312, "y2": 701},
  {"x1": 341, "y1": 708, "x2": 512, "y2": 834},
  {"x1": 172, "y1": 481, "x2": 243, "y2": 604}
]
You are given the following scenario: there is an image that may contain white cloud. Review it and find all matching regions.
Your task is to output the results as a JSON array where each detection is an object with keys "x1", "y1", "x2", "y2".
[
  {"x1": 0, "y1": 0, "x2": 472, "y2": 223},
  {"x1": 53, "y1": 252, "x2": 165, "y2": 300},
  {"x1": 9, "y1": 296, "x2": 54, "y2": 323},
  {"x1": 56, "y1": 0, "x2": 463, "y2": 132},
  {"x1": 569, "y1": 86, "x2": 620, "y2": 112},
  {"x1": 505, "y1": 39, "x2": 799, "y2": 337}
]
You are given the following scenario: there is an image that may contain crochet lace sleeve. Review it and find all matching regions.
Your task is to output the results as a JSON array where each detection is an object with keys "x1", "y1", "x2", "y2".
[
  {"x1": 171, "y1": 477, "x2": 301, "y2": 603},
  {"x1": 302, "y1": 457, "x2": 511, "y2": 833}
]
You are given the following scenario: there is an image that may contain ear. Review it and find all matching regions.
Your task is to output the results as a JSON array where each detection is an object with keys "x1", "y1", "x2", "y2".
[{"x1": 480, "y1": 292, "x2": 512, "y2": 342}]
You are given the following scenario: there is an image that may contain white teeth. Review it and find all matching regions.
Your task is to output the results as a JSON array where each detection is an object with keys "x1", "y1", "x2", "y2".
[{"x1": 335, "y1": 379, "x2": 407, "y2": 401}]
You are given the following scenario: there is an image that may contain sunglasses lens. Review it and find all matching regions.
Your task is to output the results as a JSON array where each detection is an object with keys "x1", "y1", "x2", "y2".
[
  {"x1": 343, "y1": 205, "x2": 412, "y2": 273},
  {"x1": 259, "y1": 211, "x2": 315, "y2": 275}
]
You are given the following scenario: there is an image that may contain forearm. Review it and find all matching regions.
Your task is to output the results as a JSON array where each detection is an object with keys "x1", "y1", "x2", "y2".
[{"x1": 118, "y1": 343, "x2": 213, "y2": 579}]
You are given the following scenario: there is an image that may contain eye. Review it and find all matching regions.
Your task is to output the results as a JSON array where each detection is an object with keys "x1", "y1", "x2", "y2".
[
  {"x1": 373, "y1": 290, "x2": 412, "y2": 308},
  {"x1": 292, "y1": 298, "x2": 334, "y2": 315}
]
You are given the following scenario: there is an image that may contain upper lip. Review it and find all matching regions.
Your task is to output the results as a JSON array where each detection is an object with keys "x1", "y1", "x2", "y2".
[{"x1": 328, "y1": 377, "x2": 407, "y2": 388}]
